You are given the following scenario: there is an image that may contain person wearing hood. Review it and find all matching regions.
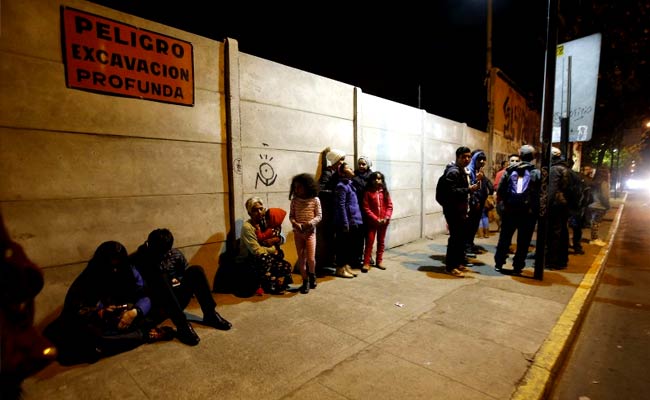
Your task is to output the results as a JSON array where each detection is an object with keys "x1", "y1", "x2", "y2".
[
  {"x1": 352, "y1": 156, "x2": 373, "y2": 266},
  {"x1": 44, "y1": 241, "x2": 173, "y2": 365},
  {"x1": 494, "y1": 145, "x2": 541, "y2": 274},
  {"x1": 465, "y1": 149, "x2": 492, "y2": 257},
  {"x1": 545, "y1": 147, "x2": 574, "y2": 270}
]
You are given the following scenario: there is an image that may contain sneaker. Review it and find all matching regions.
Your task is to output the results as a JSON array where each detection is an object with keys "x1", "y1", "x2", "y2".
[
  {"x1": 590, "y1": 239, "x2": 606, "y2": 246},
  {"x1": 374, "y1": 264, "x2": 386, "y2": 270},
  {"x1": 494, "y1": 264, "x2": 503, "y2": 272},
  {"x1": 447, "y1": 268, "x2": 465, "y2": 277}
]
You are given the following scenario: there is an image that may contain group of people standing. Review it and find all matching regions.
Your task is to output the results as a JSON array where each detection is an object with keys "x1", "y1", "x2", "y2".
[
  {"x1": 233, "y1": 149, "x2": 394, "y2": 296},
  {"x1": 441, "y1": 144, "x2": 611, "y2": 277},
  {"x1": 316, "y1": 149, "x2": 394, "y2": 278}
]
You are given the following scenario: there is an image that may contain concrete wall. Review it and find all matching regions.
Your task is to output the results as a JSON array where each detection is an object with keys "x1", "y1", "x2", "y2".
[{"x1": 1, "y1": 0, "x2": 516, "y2": 325}]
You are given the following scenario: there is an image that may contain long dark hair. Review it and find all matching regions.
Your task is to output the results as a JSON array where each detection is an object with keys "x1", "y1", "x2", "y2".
[
  {"x1": 289, "y1": 173, "x2": 319, "y2": 199},
  {"x1": 365, "y1": 171, "x2": 390, "y2": 197}
]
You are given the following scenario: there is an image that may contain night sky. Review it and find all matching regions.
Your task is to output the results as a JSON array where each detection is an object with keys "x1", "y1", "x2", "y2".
[{"x1": 89, "y1": 0, "x2": 548, "y2": 131}]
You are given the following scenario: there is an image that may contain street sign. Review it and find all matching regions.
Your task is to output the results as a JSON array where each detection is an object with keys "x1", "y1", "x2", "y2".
[{"x1": 551, "y1": 33, "x2": 601, "y2": 142}]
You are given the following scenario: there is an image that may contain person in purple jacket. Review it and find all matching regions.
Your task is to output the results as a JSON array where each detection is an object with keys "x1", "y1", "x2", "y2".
[{"x1": 334, "y1": 162, "x2": 364, "y2": 279}]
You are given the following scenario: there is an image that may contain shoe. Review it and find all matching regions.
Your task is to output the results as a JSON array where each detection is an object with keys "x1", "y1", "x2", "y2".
[
  {"x1": 447, "y1": 268, "x2": 465, "y2": 277},
  {"x1": 457, "y1": 265, "x2": 469, "y2": 272},
  {"x1": 308, "y1": 273, "x2": 317, "y2": 289},
  {"x1": 203, "y1": 312, "x2": 232, "y2": 331},
  {"x1": 494, "y1": 264, "x2": 503, "y2": 272},
  {"x1": 300, "y1": 281, "x2": 310, "y2": 294},
  {"x1": 343, "y1": 265, "x2": 358, "y2": 277},
  {"x1": 144, "y1": 326, "x2": 176, "y2": 343},
  {"x1": 335, "y1": 267, "x2": 354, "y2": 279},
  {"x1": 512, "y1": 267, "x2": 523, "y2": 275},
  {"x1": 590, "y1": 239, "x2": 606, "y2": 246},
  {"x1": 374, "y1": 264, "x2": 386, "y2": 270},
  {"x1": 176, "y1": 322, "x2": 200, "y2": 346},
  {"x1": 465, "y1": 252, "x2": 477, "y2": 259},
  {"x1": 361, "y1": 264, "x2": 370, "y2": 273}
]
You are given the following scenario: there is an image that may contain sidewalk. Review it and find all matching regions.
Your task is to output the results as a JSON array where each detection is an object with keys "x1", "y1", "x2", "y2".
[{"x1": 22, "y1": 198, "x2": 624, "y2": 400}]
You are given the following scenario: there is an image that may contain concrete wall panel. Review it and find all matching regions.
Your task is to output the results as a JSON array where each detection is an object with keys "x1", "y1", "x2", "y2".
[
  {"x1": 0, "y1": 54, "x2": 225, "y2": 142},
  {"x1": 240, "y1": 53, "x2": 354, "y2": 119},
  {"x1": 358, "y1": 126, "x2": 422, "y2": 164},
  {"x1": 0, "y1": 129, "x2": 227, "y2": 200},
  {"x1": 389, "y1": 189, "x2": 420, "y2": 219},
  {"x1": 2, "y1": 194, "x2": 228, "y2": 268},
  {"x1": 240, "y1": 102, "x2": 353, "y2": 152},
  {"x1": 386, "y1": 215, "x2": 421, "y2": 247},
  {"x1": 361, "y1": 93, "x2": 422, "y2": 135}
]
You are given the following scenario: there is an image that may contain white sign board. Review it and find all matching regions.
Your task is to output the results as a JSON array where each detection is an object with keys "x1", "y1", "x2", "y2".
[{"x1": 551, "y1": 33, "x2": 601, "y2": 142}]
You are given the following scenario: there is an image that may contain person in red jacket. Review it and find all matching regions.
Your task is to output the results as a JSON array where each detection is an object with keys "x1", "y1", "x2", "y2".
[{"x1": 361, "y1": 171, "x2": 394, "y2": 272}]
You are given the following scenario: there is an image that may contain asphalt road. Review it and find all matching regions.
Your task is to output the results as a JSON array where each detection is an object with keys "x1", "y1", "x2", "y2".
[{"x1": 549, "y1": 191, "x2": 650, "y2": 399}]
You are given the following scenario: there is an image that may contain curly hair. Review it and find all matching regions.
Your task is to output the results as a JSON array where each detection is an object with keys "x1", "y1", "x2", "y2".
[{"x1": 289, "y1": 173, "x2": 319, "y2": 199}]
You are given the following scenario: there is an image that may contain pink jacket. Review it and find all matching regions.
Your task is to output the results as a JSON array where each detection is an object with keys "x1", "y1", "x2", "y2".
[{"x1": 362, "y1": 189, "x2": 393, "y2": 227}]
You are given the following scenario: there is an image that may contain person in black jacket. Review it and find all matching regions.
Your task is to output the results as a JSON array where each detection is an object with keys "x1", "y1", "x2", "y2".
[
  {"x1": 494, "y1": 145, "x2": 541, "y2": 274},
  {"x1": 132, "y1": 229, "x2": 231, "y2": 347},
  {"x1": 441, "y1": 146, "x2": 478, "y2": 277}
]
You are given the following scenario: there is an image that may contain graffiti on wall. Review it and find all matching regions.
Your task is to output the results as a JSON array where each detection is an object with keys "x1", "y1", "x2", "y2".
[
  {"x1": 255, "y1": 153, "x2": 277, "y2": 189},
  {"x1": 492, "y1": 72, "x2": 541, "y2": 144}
]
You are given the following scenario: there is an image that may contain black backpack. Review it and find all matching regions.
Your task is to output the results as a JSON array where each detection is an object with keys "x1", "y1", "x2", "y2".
[{"x1": 435, "y1": 164, "x2": 459, "y2": 207}]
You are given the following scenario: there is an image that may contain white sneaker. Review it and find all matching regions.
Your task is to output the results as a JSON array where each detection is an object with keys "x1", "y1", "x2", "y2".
[{"x1": 589, "y1": 239, "x2": 606, "y2": 246}]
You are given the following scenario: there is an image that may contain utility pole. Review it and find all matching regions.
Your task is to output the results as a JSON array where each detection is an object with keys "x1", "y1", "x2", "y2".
[
  {"x1": 534, "y1": 0, "x2": 560, "y2": 281},
  {"x1": 486, "y1": 0, "x2": 494, "y2": 175}
]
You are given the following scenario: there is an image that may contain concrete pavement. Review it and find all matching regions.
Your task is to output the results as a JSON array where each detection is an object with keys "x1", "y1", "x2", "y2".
[{"x1": 22, "y1": 197, "x2": 624, "y2": 400}]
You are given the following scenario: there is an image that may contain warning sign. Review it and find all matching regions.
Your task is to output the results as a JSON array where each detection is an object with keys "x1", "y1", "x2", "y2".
[{"x1": 61, "y1": 7, "x2": 194, "y2": 106}]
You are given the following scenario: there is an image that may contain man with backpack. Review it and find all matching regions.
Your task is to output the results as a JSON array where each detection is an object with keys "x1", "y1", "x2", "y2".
[
  {"x1": 436, "y1": 146, "x2": 478, "y2": 277},
  {"x1": 494, "y1": 145, "x2": 541, "y2": 274}
]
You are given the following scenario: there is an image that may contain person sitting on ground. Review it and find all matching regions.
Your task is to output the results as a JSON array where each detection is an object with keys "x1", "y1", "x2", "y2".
[
  {"x1": 237, "y1": 197, "x2": 293, "y2": 294},
  {"x1": 132, "y1": 229, "x2": 232, "y2": 347},
  {"x1": 44, "y1": 241, "x2": 174, "y2": 365}
]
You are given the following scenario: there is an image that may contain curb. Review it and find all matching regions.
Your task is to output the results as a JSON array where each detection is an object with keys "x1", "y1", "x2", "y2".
[{"x1": 511, "y1": 194, "x2": 626, "y2": 400}]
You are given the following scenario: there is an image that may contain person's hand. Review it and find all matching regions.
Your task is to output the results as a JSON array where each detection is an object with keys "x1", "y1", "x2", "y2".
[
  {"x1": 118, "y1": 309, "x2": 138, "y2": 330},
  {"x1": 470, "y1": 183, "x2": 479, "y2": 192},
  {"x1": 477, "y1": 170, "x2": 485, "y2": 181}
]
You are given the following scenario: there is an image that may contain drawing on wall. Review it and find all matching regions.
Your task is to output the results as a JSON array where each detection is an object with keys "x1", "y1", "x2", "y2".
[{"x1": 255, "y1": 154, "x2": 277, "y2": 189}]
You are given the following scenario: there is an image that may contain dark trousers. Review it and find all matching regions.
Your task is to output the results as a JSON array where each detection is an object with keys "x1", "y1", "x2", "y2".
[
  {"x1": 494, "y1": 210, "x2": 537, "y2": 269},
  {"x1": 444, "y1": 211, "x2": 467, "y2": 271},
  {"x1": 547, "y1": 207, "x2": 570, "y2": 268},
  {"x1": 149, "y1": 265, "x2": 216, "y2": 325},
  {"x1": 465, "y1": 206, "x2": 482, "y2": 252},
  {"x1": 335, "y1": 225, "x2": 363, "y2": 268}
]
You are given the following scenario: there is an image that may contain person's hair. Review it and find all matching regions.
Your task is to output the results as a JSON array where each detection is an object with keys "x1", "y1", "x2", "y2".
[
  {"x1": 147, "y1": 228, "x2": 174, "y2": 257},
  {"x1": 289, "y1": 173, "x2": 319, "y2": 199},
  {"x1": 86, "y1": 241, "x2": 134, "y2": 294},
  {"x1": 366, "y1": 171, "x2": 390, "y2": 197},
  {"x1": 245, "y1": 197, "x2": 264, "y2": 216},
  {"x1": 338, "y1": 162, "x2": 351, "y2": 175},
  {"x1": 456, "y1": 146, "x2": 471, "y2": 158},
  {"x1": 509, "y1": 153, "x2": 519, "y2": 160}
]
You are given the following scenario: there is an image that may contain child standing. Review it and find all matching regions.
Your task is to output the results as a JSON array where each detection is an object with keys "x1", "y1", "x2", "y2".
[
  {"x1": 289, "y1": 173, "x2": 323, "y2": 294},
  {"x1": 362, "y1": 171, "x2": 393, "y2": 272},
  {"x1": 334, "y1": 162, "x2": 363, "y2": 279}
]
